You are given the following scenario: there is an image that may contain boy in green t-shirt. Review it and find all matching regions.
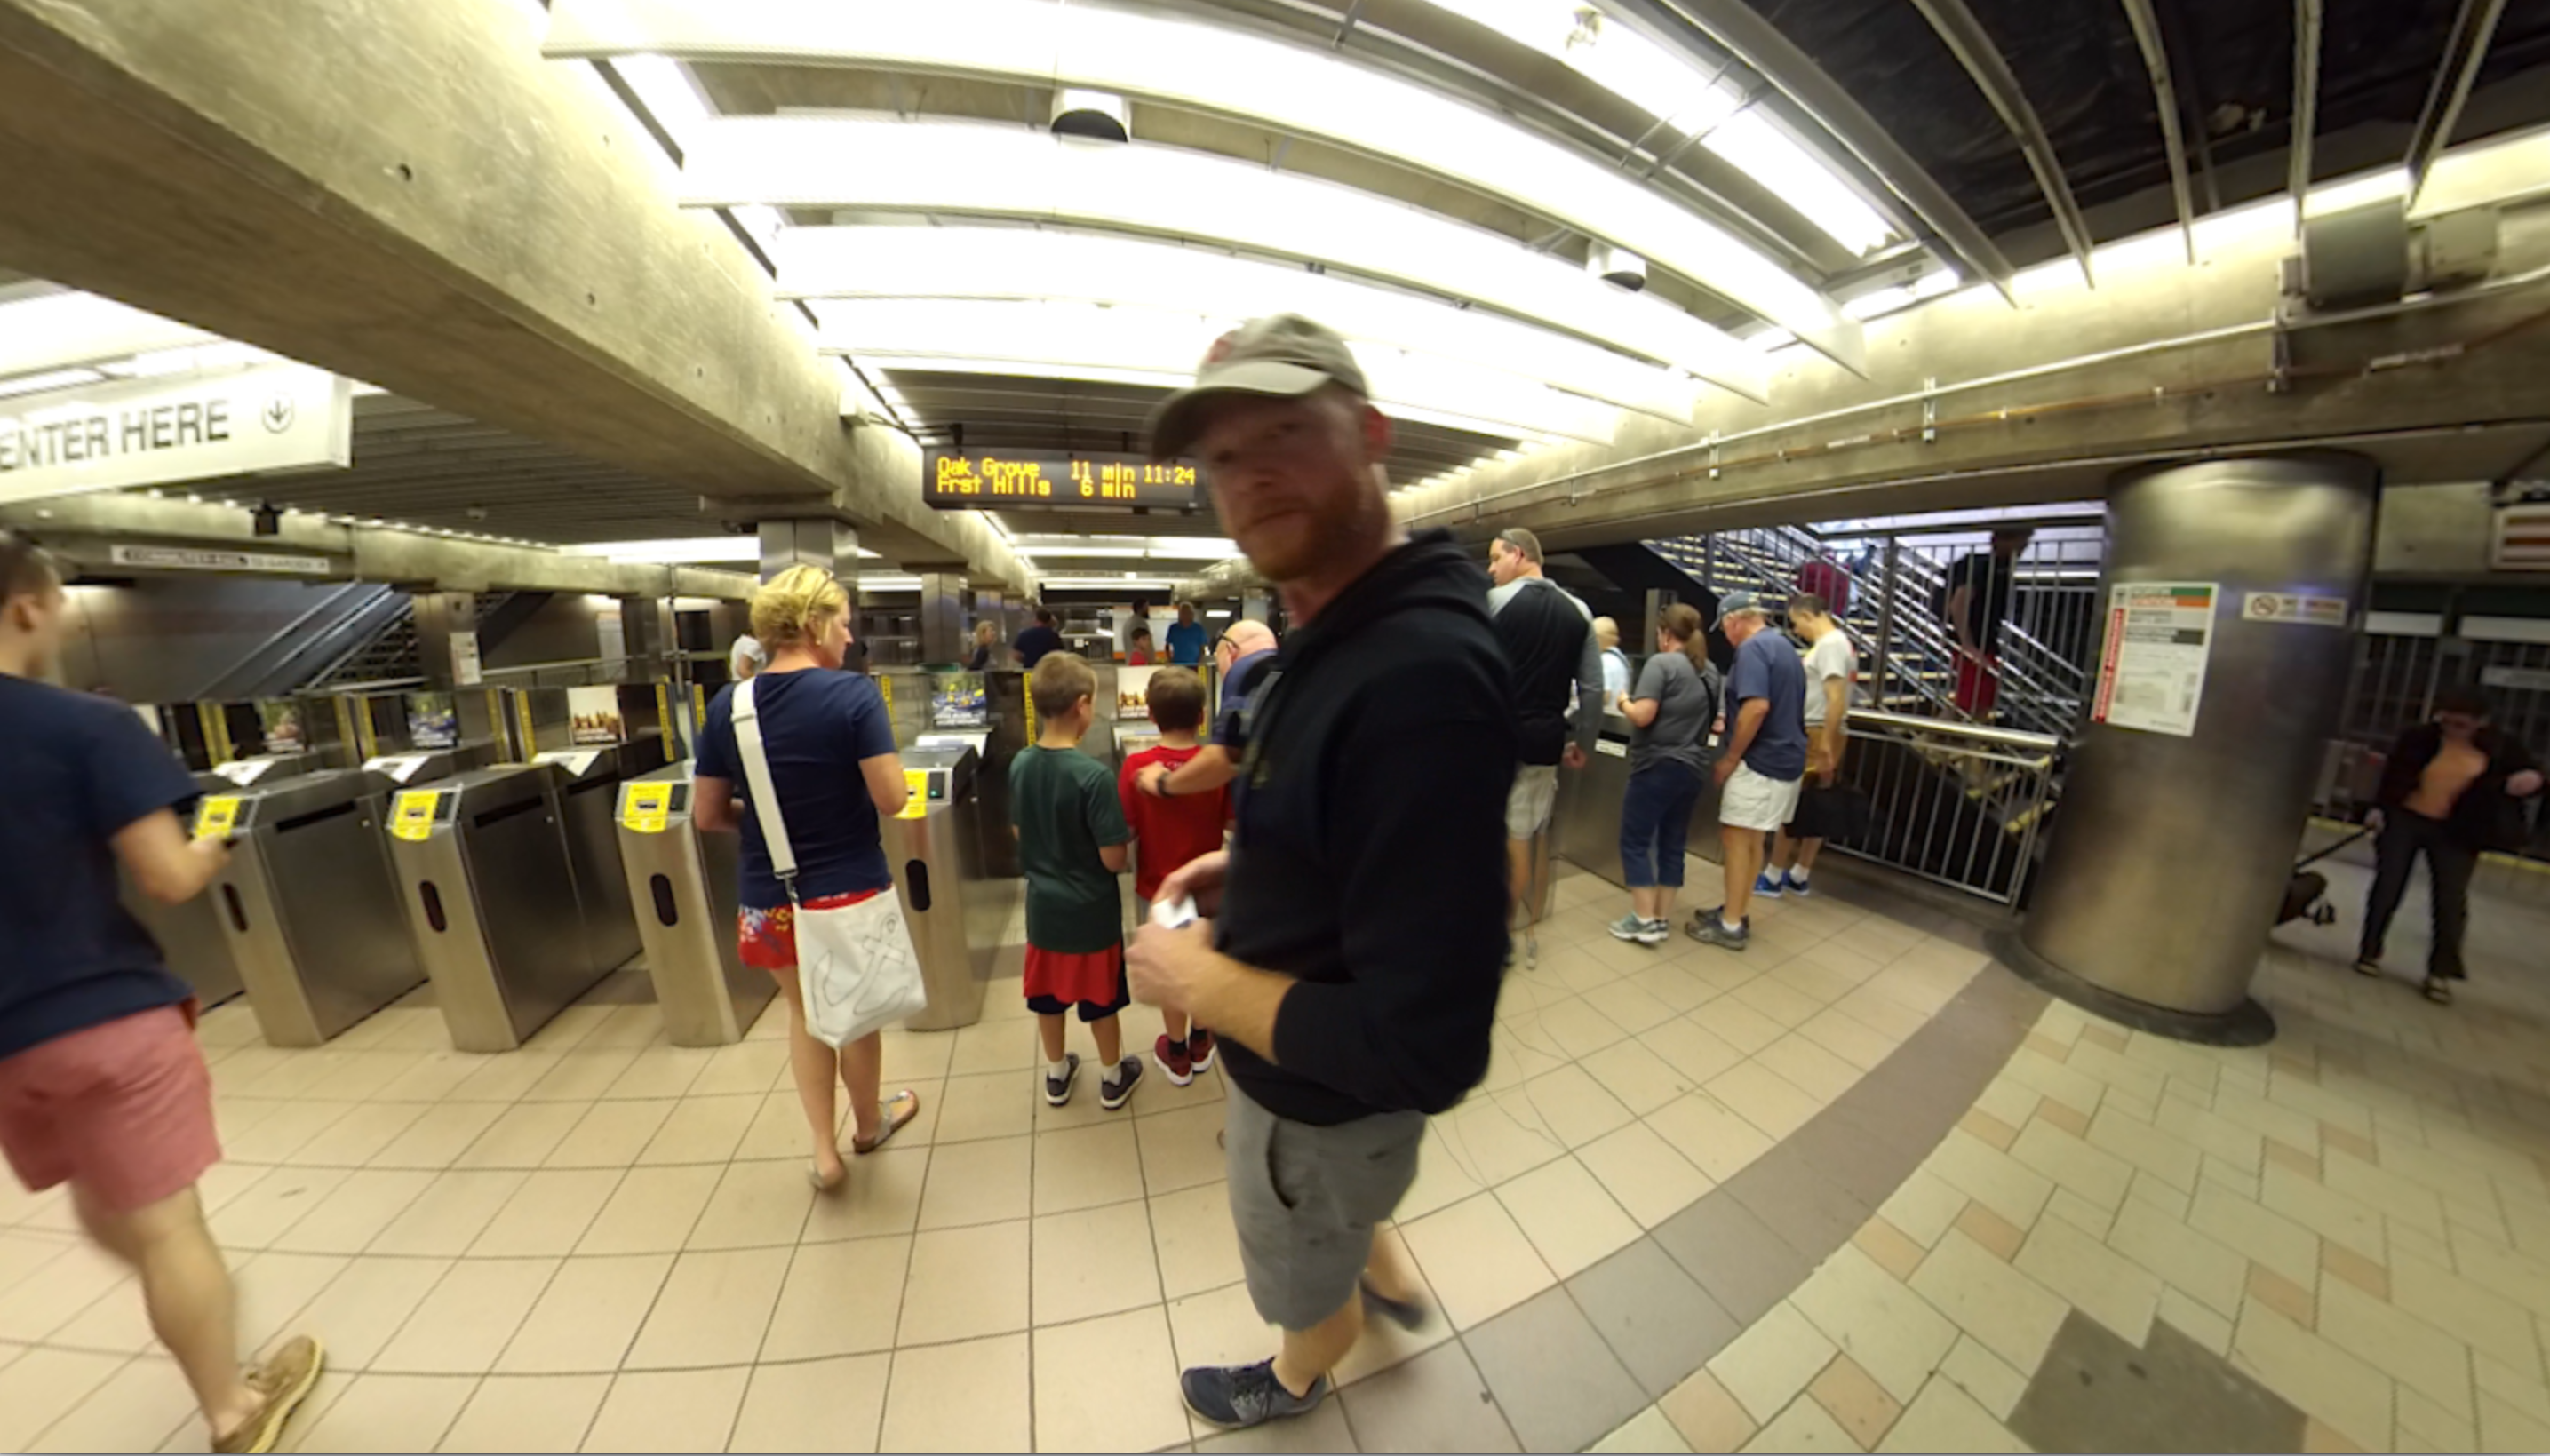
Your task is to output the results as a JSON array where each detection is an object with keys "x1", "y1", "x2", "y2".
[{"x1": 1010, "y1": 653, "x2": 1145, "y2": 1110}]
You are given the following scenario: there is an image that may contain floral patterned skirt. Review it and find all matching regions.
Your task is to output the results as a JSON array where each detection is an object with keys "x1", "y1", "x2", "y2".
[{"x1": 737, "y1": 888, "x2": 885, "y2": 972}]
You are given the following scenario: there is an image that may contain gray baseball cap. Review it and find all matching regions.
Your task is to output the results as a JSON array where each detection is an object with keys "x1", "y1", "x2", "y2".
[
  {"x1": 1144, "y1": 314, "x2": 1372, "y2": 462},
  {"x1": 1713, "y1": 590, "x2": 1770, "y2": 628}
]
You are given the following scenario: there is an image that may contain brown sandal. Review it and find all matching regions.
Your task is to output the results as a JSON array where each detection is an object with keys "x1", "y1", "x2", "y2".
[{"x1": 853, "y1": 1089, "x2": 921, "y2": 1155}]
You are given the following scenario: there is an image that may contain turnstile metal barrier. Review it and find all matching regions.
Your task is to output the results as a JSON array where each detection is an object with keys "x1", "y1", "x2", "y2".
[
  {"x1": 384, "y1": 766, "x2": 604, "y2": 1052},
  {"x1": 195, "y1": 769, "x2": 428, "y2": 1046},
  {"x1": 615, "y1": 763, "x2": 773, "y2": 1046},
  {"x1": 891, "y1": 744, "x2": 1017, "y2": 1031},
  {"x1": 535, "y1": 736, "x2": 669, "y2": 981}
]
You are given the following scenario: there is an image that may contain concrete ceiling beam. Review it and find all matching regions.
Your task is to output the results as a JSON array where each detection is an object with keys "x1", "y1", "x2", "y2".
[
  {"x1": 0, "y1": 0, "x2": 1027, "y2": 594},
  {"x1": 0, "y1": 490, "x2": 754, "y2": 600}
]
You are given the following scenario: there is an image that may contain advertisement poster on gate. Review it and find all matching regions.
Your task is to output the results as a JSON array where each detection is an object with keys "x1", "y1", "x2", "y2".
[
  {"x1": 2090, "y1": 582, "x2": 2217, "y2": 737},
  {"x1": 568, "y1": 687, "x2": 626, "y2": 746}
]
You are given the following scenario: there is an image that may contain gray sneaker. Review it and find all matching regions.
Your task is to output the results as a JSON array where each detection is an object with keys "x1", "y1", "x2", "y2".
[
  {"x1": 1686, "y1": 911, "x2": 1750, "y2": 951},
  {"x1": 1181, "y1": 1358, "x2": 1328, "y2": 1429},
  {"x1": 1606, "y1": 913, "x2": 1652, "y2": 943},
  {"x1": 1638, "y1": 917, "x2": 1671, "y2": 945}
]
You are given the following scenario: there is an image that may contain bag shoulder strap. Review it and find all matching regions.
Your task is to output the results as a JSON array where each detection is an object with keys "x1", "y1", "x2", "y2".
[{"x1": 729, "y1": 676, "x2": 801, "y2": 888}]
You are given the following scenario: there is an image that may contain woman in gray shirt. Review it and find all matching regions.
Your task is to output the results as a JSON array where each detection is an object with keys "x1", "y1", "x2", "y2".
[{"x1": 1608, "y1": 603, "x2": 1721, "y2": 944}]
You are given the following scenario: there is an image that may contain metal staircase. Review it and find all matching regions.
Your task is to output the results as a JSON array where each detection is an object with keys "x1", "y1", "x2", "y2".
[{"x1": 1652, "y1": 524, "x2": 2084, "y2": 841}]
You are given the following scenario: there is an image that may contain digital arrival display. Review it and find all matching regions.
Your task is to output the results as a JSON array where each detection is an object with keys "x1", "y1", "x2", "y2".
[{"x1": 923, "y1": 450, "x2": 1200, "y2": 510}]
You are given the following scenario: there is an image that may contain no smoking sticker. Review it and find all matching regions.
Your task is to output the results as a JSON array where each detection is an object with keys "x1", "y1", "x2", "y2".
[{"x1": 2241, "y1": 591, "x2": 2347, "y2": 628}]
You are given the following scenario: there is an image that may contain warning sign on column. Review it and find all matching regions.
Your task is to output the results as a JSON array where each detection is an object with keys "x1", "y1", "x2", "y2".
[{"x1": 2091, "y1": 582, "x2": 2217, "y2": 737}]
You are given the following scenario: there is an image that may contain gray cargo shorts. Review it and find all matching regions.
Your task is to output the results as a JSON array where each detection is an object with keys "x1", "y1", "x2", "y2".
[{"x1": 1225, "y1": 1080, "x2": 1426, "y2": 1332}]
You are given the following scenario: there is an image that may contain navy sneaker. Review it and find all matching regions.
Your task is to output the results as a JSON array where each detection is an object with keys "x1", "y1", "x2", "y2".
[
  {"x1": 1043, "y1": 1052, "x2": 1081, "y2": 1108},
  {"x1": 1360, "y1": 1278, "x2": 1431, "y2": 1331},
  {"x1": 1785, "y1": 871, "x2": 1815, "y2": 898},
  {"x1": 1687, "y1": 911, "x2": 1751, "y2": 951},
  {"x1": 1181, "y1": 1359, "x2": 1328, "y2": 1429},
  {"x1": 1753, "y1": 871, "x2": 1786, "y2": 900},
  {"x1": 1098, "y1": 1055, "x2": 1144, "y2": 1111}
]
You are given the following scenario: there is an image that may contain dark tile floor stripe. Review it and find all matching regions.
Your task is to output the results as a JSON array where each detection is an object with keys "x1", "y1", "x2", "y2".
[{"x1": 1463, "y1": 956, "x2": 2051, "y2": 1450}]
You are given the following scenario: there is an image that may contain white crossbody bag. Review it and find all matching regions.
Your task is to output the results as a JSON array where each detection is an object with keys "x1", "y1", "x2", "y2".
[{"x1": 729, "y1": 677, "x2": 928, "y2": 1047}]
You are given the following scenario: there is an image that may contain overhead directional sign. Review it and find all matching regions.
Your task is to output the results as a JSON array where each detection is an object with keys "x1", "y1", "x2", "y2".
[
  {"x1": 923, "y1": 449, "x2": 1200, "y2": 511},
  {"x1": 0, "y1": 362, "x2": 353, "y2": 505}
]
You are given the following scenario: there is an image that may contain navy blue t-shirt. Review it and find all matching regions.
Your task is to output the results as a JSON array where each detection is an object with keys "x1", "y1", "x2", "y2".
[
  {"x1": 0, "y1": 678, "x2": 202, "y2": 1061},
  {"x1": 1214, "y1": 648, "x2": 1277, "y2": 751},
  {"x1": 1727, "y1": 631, "x2": 1810, "y2": 781},
  {"x1": 1015, "y1": 625, "x2": 1065, "y2": 668},
  {"x1": 694, "y1": 670, "x2": 899, "y2": 911}
]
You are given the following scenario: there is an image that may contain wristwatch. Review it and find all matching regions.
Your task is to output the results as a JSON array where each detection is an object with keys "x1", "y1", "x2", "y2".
[{"x1": 1149, "y1": 767, "x2": 1177, "y2": 799}]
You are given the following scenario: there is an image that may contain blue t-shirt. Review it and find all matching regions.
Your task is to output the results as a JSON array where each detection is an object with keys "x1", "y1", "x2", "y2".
[
  {"x1": 0, "y1": 677, "x2": 202, "y2": 1061},
  {"x1": 1165, "y1": 620, "x2": 1207, "y2": 665},
  {"x1": 1727, "y1": 631, "x2": 1810, "y2": 781},
  {"x1": 1015, "y1": 625, "x2": 1064, "y2": 668},
  {"x1": 694, "y1": 670, "x2": 899, "y2": 911},
  {"x1": 1214, "y1": 648, "x2": 1278, "y2": 751}
]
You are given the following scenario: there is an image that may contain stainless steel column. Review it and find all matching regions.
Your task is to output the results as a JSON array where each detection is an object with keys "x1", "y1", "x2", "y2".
[
  {"x1": 2016, "y1": 454, "x2": 2376, "y2": 1039},
  {"x1": 918, "y1": 572, "x2": 966, "y2": 664},
  {"x1": 758, "y1": 519, "x2": 859, "y2": 587}
]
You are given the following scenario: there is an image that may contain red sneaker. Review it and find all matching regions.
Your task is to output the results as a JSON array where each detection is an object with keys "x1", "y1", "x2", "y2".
[
  {"x1": 1154, "y1": 1034, "x2": 1195, "y2": 1087},
  {"x1": 1188, "y1": 1029, "x2": 1216, "y2": 1076}
]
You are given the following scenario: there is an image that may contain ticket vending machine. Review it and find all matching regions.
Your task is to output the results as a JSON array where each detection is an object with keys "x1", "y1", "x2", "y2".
[
  {"x1": 192, "y1": 770, "x2": 429, "y2": 1046},
  {"x1": 614, "y1": 763, "x2": 773, "y2": 1046},
  {"x1": 889, "y1": 744, "x2": 1016, "y2": 1031}
]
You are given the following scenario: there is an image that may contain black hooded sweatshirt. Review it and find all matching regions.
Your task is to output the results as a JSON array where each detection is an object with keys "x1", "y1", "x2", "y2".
[{"x1": 1215, "y1": 530, "x2": 1518, "y2": 1126}]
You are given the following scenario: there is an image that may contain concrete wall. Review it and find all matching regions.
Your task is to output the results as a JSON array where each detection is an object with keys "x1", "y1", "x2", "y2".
[
  {"x1": 56, "y1": 577, "x2": 348, "y2": 702},
  {"x1": 485, "y1": 594, "x2": 614, "y2": 669}
]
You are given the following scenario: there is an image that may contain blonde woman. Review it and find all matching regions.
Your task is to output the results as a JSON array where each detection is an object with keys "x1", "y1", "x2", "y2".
[{"x1": 692, "y1": 567, "x2": 920, "y2": 1190}]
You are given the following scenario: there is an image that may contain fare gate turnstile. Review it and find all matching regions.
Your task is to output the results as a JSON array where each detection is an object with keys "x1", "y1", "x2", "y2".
[
  {"x1": 615, "y1": 763, "x2": 773, "y2": 1046},
  {"x1": 385, "y1": 767, "x2": 603, "y2": 1052},
  {"x1": 124, "y1": 770, "x2": 250, "y2": 1010},
  {"x1": 534, "y1": 736, "x2": 670, "y2": 983},
  {"x1": 195, "y1": 770, "x2": 429, "y2": 1046},
  {"x1": 891, "y1": 745, "x2": 1016, "y2": 1031}
]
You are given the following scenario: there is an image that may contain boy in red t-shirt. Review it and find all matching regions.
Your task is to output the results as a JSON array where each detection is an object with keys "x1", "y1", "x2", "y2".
[{"x1": 1117, "y1": 666, "x2": 1231, "y2": 1085}]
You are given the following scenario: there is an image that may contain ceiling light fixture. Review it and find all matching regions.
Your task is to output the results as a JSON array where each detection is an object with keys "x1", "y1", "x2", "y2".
[
  {"x1": 548, "y1": 0, "x2": 1861, "y2": 366},
  {"x1": 778, "y1": 226, "x2": 1741, "y2": 412}
]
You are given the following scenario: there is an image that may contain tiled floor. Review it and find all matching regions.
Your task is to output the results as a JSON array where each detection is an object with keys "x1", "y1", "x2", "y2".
[{"x1": 4, "y1": 853, "x2": 2546, "y2": 1453}]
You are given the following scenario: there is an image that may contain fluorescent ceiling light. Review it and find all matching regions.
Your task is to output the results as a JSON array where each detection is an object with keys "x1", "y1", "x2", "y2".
[
  {"x1": 562, "y1": 537, "x2": 881, "y2": 562},
  {"x1": 1011, "y1": 536, "x2": 1242, "y2": 561},
  {"x1": 693, "y1": 119, "x2": 1759, "y2": 394},
  {"x1": 545, "y1": 0, "x2": 1860, "y2": 368},
  {"x1": 0, "y1": 291, "x2": 215, "y2": 380},
  {"x1": 812, "y1": 298, "x2": 1622, "y2": 445},
  {"x1": 0, "y1": 368, "x2": 107, "y2": 400},
  {"x1": 1439, "y1": 2, "x2": 1893, "y2": 256},
  {"x1": 1841, "y1": 286, "x2": 1914, "y2": 321},
  {"x1": 777, "y1": 226, "x2": 1732, "y2": 416},
  {"x1": 96, "y1": 341, "x2": 276, "y2": 378}
]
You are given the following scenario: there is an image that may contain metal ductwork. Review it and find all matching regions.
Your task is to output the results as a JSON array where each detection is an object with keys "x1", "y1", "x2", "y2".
[{"x1": 1050, "y1": 89, "x2": 1130, "y2": 143}]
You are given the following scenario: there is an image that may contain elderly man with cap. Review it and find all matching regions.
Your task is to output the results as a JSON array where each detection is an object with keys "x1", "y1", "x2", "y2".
[
  {"x1": 1691, "y1": 590, "x2": 1808, "y2": 951},
  {"x1": 1125, "y1": 316, "x2": 1511, "y2": 1430}
]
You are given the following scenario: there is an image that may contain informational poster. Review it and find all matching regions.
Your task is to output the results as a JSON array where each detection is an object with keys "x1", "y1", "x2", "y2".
[
  {"x1": 567, "y1": 686, "x2": 626, "y2": 745},
  {"x1": 2091, "y1": 582, "x2": 2216, "y2": 737},
  {"x1": 449, "y1": 630, "x2": 483, "y2": 688},
  {"x1": 407, "y1": 692, "x2": 458, "y2": 750}
]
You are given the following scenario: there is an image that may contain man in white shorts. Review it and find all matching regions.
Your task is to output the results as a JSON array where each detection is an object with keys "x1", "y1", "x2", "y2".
[{"x1": 1691, "y1": 591, "x2": 1808, "y2": 951}]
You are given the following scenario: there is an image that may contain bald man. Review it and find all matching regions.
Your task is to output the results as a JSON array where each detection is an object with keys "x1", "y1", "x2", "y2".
[
  {"x1": 1593, "y1": 617, "x2": 1630, "y2": 702},
  {"x1": 1137, "y1": 618, "x2": 1277, "y2": 801}
]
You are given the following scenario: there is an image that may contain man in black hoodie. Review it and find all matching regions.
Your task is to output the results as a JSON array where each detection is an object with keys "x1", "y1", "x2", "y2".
[{"x1": 1130, "y1": 315, "x2": 1513, "y2": 1430}]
